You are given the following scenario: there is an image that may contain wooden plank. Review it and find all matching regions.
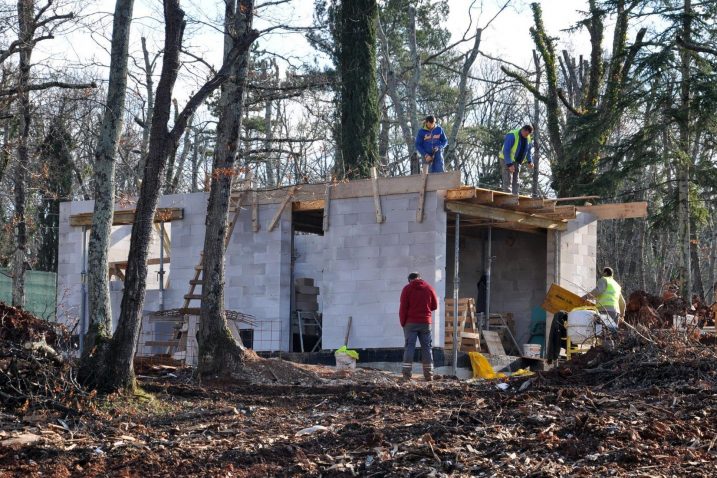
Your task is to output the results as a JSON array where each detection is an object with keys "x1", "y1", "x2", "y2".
[
  {"x1": 493, "y1": 195, "x2": 520, "y2": 207},
  {"x1": 515, "y1": 198, "x2": 549, "y2": 211},
  {"x1": 445, "y1": 188, "x2": 476, "y2": 201},
  {"x1": 445, "y1": 298, "x2": 474, "y2": 306},
  {"x1": 445, "y1": 201, "x2": 568, "y2": 231},
  {"x1": 370, "y1": 167, "x2": 384, "y2": 224},
  {"x1": 110, "y1": 257, "x2": 171, "y2": 269},
  {"x1": 70, "y1": 207, "x2": 184, "y2": 227},
  {"x1": 292, "y1": 199, "x2": 325, "y2": 211},
  {"x1": 229, "y1": 171, "x2": 461, "y2": 205},
  {"x1": 322, "y1": 183, "x2": 331, "y2": 232},
  {"x1": 576, "y1": 201, "x2": 648, "y2": 220},
  {"x1": 252, "y1": 191, "x2": 260, "y2": 232},
  {"x1": 268, "y1": 186, "x2": 296, "y2": 232},
  {"x1": 224, "y1": 192, "x2": 245, "y2": 247},
  {"x1": 539, "y1": 205, "x2": 577, "y2": 220},
  {"x1": 483, "y1": 330, "x2": 507, "y2": 356},
  {"x1": 416, "y1": 171, "x2": 429, "y2": 223},
  {"x1": 473, "y1": 188, "x2": 495, "y2": 204}
]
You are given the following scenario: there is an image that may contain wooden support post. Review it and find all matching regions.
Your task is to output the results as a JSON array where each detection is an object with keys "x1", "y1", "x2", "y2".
[
  {"x1": 370, "y1": 167, "x2": 384, "y2": 224},
  {"x1": 416, "y1": 171, "x2": 429, "y2": 223},
  {"x1": 268, "y1": 186, "x2": 296, "y2": 232},
  {"x1": 252, "y1": 190, "x2": 259, "y2": 232},
  {"x1": 323, "y1": 183, "x2": 331, "y2": 232}
]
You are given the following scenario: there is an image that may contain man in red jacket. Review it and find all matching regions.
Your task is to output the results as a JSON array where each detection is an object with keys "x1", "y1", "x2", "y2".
[{"x1": 399, "y1": 272, "x2": 439, "y2": 381}]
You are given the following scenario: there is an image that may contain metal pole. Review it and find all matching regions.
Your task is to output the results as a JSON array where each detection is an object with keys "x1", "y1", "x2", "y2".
[
  {"x1": 485, "y1": 227, "x2": 493, "y2": 330},
  {"x1": 158, "y1": 222, "x2": 165, "y2": 311},
  {"x1": 79, "y1": 226, "x2": 88, "y2": 354},
  {"x1": 452, "y1": 214, "x2": 460, "y2": 376}
]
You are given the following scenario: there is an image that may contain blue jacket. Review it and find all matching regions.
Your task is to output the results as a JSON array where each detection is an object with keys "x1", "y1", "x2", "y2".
[
  {"x1": 501, "y1": 130, "x2": 533, "y2": 165},
  {"x1": 415, "y1": 125, "x2": 448, "y2": 157}
]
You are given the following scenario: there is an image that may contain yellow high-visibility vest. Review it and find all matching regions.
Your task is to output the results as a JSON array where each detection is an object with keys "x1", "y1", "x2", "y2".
[
  {"x1": 596, "y1": 277, "x2": 621, "y2": 310},
  {"x1": 499, "y1": 128, "x2": 533, "y2": 163}
]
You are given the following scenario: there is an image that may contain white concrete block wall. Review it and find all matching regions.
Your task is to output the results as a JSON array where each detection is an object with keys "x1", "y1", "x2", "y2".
[
  {"x1": 224, "y1": 202, "x2": 292, "y2": 352},
  {"x1": 320, "y1": 192, "x2": 446, "y2": 350},
  {"x1": 558, "y1": 212, "x2": 598, "y2": 296}
]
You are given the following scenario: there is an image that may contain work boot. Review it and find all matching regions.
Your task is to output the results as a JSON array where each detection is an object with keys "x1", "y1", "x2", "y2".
[{"x1": 423, "y1": 365, "x2": 434, "y2": 382}]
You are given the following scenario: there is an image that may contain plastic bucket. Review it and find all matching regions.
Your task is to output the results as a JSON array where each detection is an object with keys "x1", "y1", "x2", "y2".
[
  {"x1": 567, "y1": 309, "x2": 598, "y2": 344},
  {"x1": 522, "y1": 344, "x2": 541, "y2": 358}
]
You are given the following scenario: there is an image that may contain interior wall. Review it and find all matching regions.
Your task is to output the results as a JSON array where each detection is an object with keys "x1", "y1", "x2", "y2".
[{"x1": 446, "y1": 226, "x2": 548, "y2": 348}]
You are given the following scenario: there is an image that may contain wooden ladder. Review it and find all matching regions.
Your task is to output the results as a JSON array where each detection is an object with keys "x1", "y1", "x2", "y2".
[{"x1": 168, "y1": 190, "x2": 248, "y2": 356}]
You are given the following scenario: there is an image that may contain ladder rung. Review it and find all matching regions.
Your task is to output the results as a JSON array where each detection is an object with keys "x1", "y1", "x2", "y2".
[
  {"x1": 184, "y1": 294, "x2": 202, "y2": 300},
  {"x1": 189, "y1": 280, "x2": 204, "y2": 285},
  {"x1": 194, "y1": 265, "x2": 204, "y2": 271}
]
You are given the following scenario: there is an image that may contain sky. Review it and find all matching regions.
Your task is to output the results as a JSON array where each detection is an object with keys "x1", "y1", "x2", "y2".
[
  {"x1": 37, "y1": 1, "x2": 596, "y2": 89},
  {"x1": 24, "y1": 0, "x2": 617, "y2": 113}
]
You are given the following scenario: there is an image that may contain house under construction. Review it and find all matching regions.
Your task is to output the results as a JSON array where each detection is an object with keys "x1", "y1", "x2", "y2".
[{"x1": 56, "y1": 171, "x2": 647, "y2": 364}]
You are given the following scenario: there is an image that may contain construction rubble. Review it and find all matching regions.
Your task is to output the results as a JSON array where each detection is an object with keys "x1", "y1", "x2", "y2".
[{"x1": 0, "y1": 302, "x2": 716, "y2": 476}]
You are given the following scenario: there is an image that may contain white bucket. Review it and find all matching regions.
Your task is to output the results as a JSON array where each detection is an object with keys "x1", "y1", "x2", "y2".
[
  {"x1": 567, "y1": 309, "x2": 598, "y2": 344},
  {"x1": 335, "y1": 352, "x2": 356, "y2": 370},
  {"x1": 522, "y1": 344, "x2": 541, "y2": 358}
]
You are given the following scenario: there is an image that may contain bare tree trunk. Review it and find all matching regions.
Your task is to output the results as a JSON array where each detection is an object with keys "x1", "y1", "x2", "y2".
[
  {"x1": 531, "y1": 50, "x2": 541, "y2": 197},
  {"x1": 138, "y1": 36, "x2": 155, "y2": 182},
  {"x1": 81, "y1": 0, "x2": 135, "y2": 382},
  {"x1": 264, "y1": 91, "x2": 275, "y2": 187},
  {"x1": 169, "y1": 114, "x2": 193, "y2": 193},
  {"x1": 191, "y1": 127, "x2": 201, "y2": 192},
  {"x1": 406, "y1": 5, "x2": 420, "y2": 173},
  {"x1": 99, "y1": 0, "x2": 258, "y2": 391},
  {"x1": 12, "y1": 0, "x2": 33, "y2": 307},
  {"x1": 197, "y1": 0, "x2": 258, "y2": 378},
  {"x1": 376, "y1": 14, "x2": 414, "y2": 161},
  {"x1": 677, "y1": 0, "x2": 692, "y2": 298},
  {"x1": 446, "y1": 27, "x2": 482, "y2": 170}
]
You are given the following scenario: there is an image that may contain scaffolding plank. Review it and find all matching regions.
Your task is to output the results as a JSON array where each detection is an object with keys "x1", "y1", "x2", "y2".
[{"x1": 576, "y1": 202, "x2": 648, "y2": 220}]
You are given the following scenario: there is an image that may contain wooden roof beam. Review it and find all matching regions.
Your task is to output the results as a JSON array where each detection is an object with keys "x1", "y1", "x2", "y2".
[
  {"x1": 576, "y1": 202, "x2": 648, "y2": 220},
  {"x1": 69, "y1": 208, "x2": 184, "y2": 227},
  {"x1": 445, "y1": 201, "x2": 567, "y2": 231}
]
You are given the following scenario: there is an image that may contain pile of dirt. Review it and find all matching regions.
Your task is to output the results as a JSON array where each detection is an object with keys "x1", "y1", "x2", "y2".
[{"x1": 0, "y1": 302, "x2": 92, "y2": 416}]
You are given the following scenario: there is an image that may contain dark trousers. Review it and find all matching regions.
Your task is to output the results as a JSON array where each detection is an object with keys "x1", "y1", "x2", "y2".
[{"x1": 402, "y1": 323, "x2": 433, "y2": 376}]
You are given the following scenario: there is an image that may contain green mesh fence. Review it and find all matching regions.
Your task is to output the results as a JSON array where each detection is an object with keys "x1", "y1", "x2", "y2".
[{"x1": 0, "y1": 269, "x2": 57, "y2": 321}]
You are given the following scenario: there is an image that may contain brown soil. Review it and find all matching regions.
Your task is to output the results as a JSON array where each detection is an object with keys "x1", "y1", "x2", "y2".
[{"x1": 1, "y1": 305, "x2": 716, "y2": 477}]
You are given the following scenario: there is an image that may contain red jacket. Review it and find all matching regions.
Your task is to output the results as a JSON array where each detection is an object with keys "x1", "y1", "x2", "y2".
[{"x1": 399, "y1": 279, "x2": 438, "y2": 327}]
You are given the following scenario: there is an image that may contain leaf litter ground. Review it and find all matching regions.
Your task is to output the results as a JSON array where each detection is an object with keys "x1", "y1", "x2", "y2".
[{"x1": 1, "y1": 303, "x2": 716, "y2": 477}]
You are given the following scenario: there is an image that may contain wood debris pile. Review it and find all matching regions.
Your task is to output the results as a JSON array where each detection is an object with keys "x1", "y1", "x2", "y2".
[{"x1": 0, "y1": 302, "x2": 93, "y2": 416}]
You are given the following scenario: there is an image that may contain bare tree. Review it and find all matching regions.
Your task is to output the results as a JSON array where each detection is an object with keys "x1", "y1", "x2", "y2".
[
  {"x1": 81, "y1": 0, "x2": 135, "y2": 381},
  {"x1": 197, "y1": 0, "x2": 258, "y2": 377},
  {"x1": 95, "y1": 0, "x2": 258, "y2": 392}
]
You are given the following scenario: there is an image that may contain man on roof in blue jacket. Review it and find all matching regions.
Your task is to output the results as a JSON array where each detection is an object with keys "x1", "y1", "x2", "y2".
[
  {"x1": 499, "y1": 124, "x2": 534, "y2": 195},
  {"x1": 415, "y1": 115, "x2": 448, "y2": 173}
]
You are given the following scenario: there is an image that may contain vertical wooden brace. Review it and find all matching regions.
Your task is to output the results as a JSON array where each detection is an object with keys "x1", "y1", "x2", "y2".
[
  {"x1": 370, "y1": 167, "x2": 384, "y2": 224},
  {"x1": 323, "y1": 183, "x2": 331, "y2": 232},
  {"x1": 416, "y1": 171, "x2": 429, "y2": 223},
  {"x1": 252, "y1": 190, "x2": 259, "y2": 232},
  {"x1": 268, "y1": 186, "x2": 296, "y2": 232}
]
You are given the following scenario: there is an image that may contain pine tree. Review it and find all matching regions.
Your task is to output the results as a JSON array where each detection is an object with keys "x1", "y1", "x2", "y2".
[{"x1": 338, "y1": 0, "x2": 379, "y2": 178}]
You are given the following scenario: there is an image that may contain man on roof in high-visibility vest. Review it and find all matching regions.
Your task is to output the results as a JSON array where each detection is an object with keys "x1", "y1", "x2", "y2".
[
  {"x1": 499, "y1": 124, "x2": 534, "y2": 195},
  {"x1": 582, "y1": 267, "x2": 626, "y2": 327}
]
